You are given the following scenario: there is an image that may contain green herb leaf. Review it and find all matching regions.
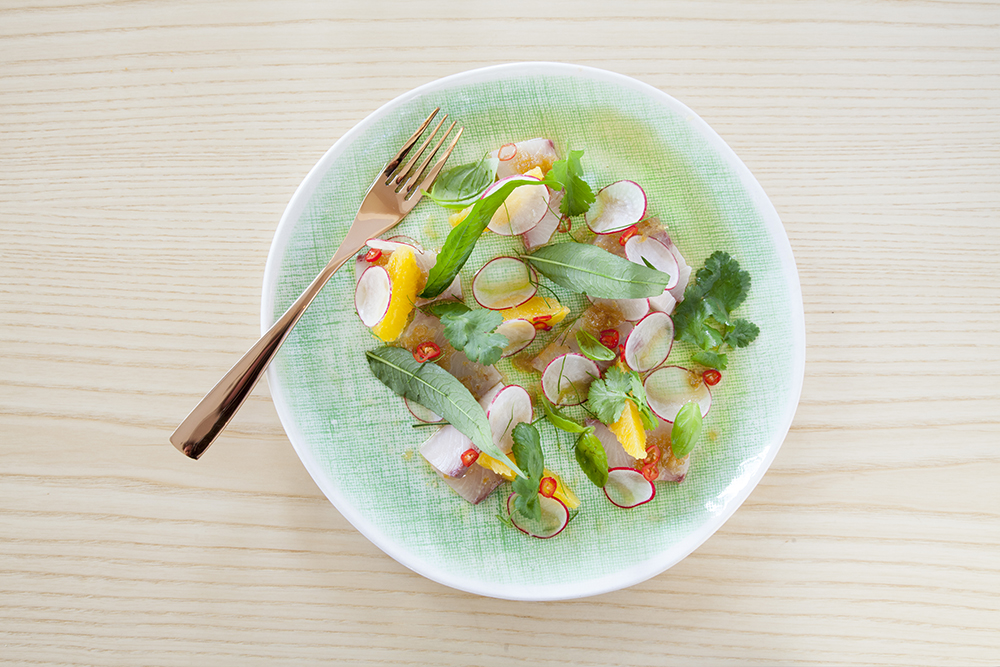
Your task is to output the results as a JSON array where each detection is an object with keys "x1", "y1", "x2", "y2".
[
  {"x1": 628, "y1": 372, "x2": 659, "y2": 431},
  {"x1": 575, "y1": 430, "x2": 608, "y2": 488},
  {"x1": 421, "y1": 177, "x2": 540, "y2": 299},
  {"x1": 426, "y1": 156, "x2": 499, "y2": 209},
  {"x1": 541, "y1": 393, "x2": 588, "y2": 434},
  {"x1": 524, "y1": 242, "x2": 671, "y2": 299},
  {"x1": 673, "y1": 251, "x2": 759, "y2": 368},
  {"x1": 511, "y1": 422, "x2": 545, "y2": 521},
  {"x1": 426, "y1": 301, "x2": 507, "y2": 366},
  {"x1": 546, "y1": 150, "x2": 595, "y2": 217},
  {"x1": 670, "y1": 400, "x2": 703, "y2": 458},
  {"x1": 575, "y1": 329, "x2": 618, "y2": 362},
  {"x1": 365, "y1": 346, "x2": 523, "y2": 477},
  {"x1": 586, "y1": 365, "x2": 633, "y2": 424}
]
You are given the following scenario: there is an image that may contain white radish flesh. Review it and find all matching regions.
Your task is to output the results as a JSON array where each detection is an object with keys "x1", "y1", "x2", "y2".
[
  {"x1": 483, "y1": 384, "x2": 533, "y2": 453},
  {"x1": 644, "y1": 366, "x2": 712, "y2": 422},
  {"x1": 585, "y1": 180, "x2": 647, "y2": 234},
  {"x1": 420, "y1": 425, "x2": 474, "y2": 478},
  {"x1": 507, "y1": 493, "x2": 570, "y2": 538},
  {"x1": 624, "y1": 236, "x2": 679, "y2": 290},
  {"x1": 496, "y1": 319, "x2": 536, "y2": 357},
  {"x1": 604, "y1": 468, "x2": 656, "y2": 508},
  {"x1": 541, "y1": 353, "x2": 600, "y2": 406},
  {"x1": 355, "y1": 265, "x2": 391, "y2": 327},
  {"x1": 647, "y1": 289, "x2": 676, "y2": 314},
  {"x1": 485, "y1": 175, "x2": 549, "y2": 236},
  {"x1": 472, "y1": 257, "x2": 537, "y2": 310},
  {"x1": 623, "y1": 311, "x2": 674, "y2": 372},
  {"x1": 522, "y1": 188, "x2": 564, "y2": 250}
]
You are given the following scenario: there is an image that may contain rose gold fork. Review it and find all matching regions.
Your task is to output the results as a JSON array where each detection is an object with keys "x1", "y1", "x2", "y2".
[{"x1": 171, "y1": 109, "x2": 462, "y2": 459}]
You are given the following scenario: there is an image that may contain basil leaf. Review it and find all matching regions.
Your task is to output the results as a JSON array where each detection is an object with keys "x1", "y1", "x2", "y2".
[
  {"x1": 576, "y1": 329, "x2": 618, "y2": 362},
  {"x1": 426, "y1": 156, "x2": 499, "y2": 209},
  {"x1": 523, "y1": 242, "x2": 671, "y2": 299},
  {"x1": 511, "y1": 422, "x2": 545, "y2": 521},
  {"x1": 575, "y1": 430, "x2": 608, "y2": 488},
  {"x1": 670, "y1": 400, "x2": 703, "y2": 458},
  {"x1": 420, "y1": 176, "x2": 539, "y2": 299},
  {"x1": 541, "y1": 393, "x2": 588, "y2": 433},
  {"x1": 366, "y1": 346, "x2": 524, "y2": 477}
]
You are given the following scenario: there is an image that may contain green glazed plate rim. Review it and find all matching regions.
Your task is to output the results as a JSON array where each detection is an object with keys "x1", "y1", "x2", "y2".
[{"x1": 261, "y1": 62, "x2": 805, "y2": 600}]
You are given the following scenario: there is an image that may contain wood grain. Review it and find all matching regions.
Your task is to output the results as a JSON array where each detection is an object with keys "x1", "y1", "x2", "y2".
[{"x1": 2, "y1": 0, "x2": 998, "y2": 664}]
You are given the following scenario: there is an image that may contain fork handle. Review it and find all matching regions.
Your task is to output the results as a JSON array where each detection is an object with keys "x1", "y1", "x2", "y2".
[{"x1": 170, "y1": 232, "x2": 366, "y2": 459}]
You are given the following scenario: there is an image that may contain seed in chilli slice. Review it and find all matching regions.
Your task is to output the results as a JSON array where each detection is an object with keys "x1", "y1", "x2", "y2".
[
  {"x1": 644, "y1": 366, "x2": 712, "y2": 422},
  {"x1": 590, "y1": 296, "x2": 650, "y2": 322},
  {"x1": 355, "y1": 265, "x2": 391, "y2": 327},
  {"x1": 472, "y1": 256, "x2": 537, "y2": 310},
  {"x1": 542, "y1": 353, "x2": 600, "y2": 406},
  {"x1": 604, "y1": 467, "x2": 656, "y2": 508},
  {"x1": 405, "y1": 396, "x2": 442, "y2": 424},
  {"x1": 623, "y1": 311, "x2": 675, "y2": 372},
  {"x1": 585, "y1": 180, "x2": 647, "y2": 234},
  {"x1": 496, "y1": 319, "x2": 536, "y2": 357},
  {"x1": 624, "y1": 235, "x2": 679, "y2": 290},
  {"x1": 484, "y1": 384, "x2": 533, "y2": 453},
  {"x1": 485, "y1": 175, "x2": 549, "y2": 236},
  {"x1": 507, "y1": 493, "x2": 570, "y2": 539}
]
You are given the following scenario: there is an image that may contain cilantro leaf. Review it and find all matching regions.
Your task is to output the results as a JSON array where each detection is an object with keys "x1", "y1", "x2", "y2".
[
  {"x1": 511, "y1": 422, "x2": 545, "y2": 521},
  {"x1": 546, "y1": 149, "x2": 595, "y2": 217},
  {"x1": 586, "y1": 365, "x2": 632, "y2": 424},
  {"x1": 724, "y1": 318, "x2": 760, "y2": 348},
  {"x1": 426, "y1": 301, "x2": 507, "y2": 366}
]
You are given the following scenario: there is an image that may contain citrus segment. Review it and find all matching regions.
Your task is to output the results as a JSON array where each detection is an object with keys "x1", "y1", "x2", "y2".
[
  {"x1": 609, "y1": 399, "x2": 647, "y2": 459},
  {"x1": 500, "y1": 295, "x2": 570, "y2": 328},
  {"x1": 372, "y1": 247, "x2": 422, "y2": 342}
]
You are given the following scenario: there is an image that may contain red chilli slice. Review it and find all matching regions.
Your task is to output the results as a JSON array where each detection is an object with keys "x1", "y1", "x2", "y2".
[
  {"x1": 413, "y1": 341, "x2": 441, "y2": 363},
  {"x1": 599, "y1": 328, "x2": 620, "y2": 349},
  {"x1": 498, "y1": 143, "x2": 517, "y2": 161},
  {"x1": 703, "y1": 369, "x2": 722, "y2": 386},
  {"x1": 461, "y1": 448, "x2": 479, "y2": 467},
  {"x1": 539, "y1": 477, "x2": 557, "y2": 498}
]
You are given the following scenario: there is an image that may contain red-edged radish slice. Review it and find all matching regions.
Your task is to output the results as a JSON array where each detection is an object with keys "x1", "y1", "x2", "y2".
[
  {"x1": 419, "y1": 425, "x2": 474, "y2": 478},
  {"x1": 604, "y1": 467, "x2": 656, "y2": 508},
  {"x1": 523, "y1": 189, "x2": 563, "y2": 250},
  {"x1": 624, "y1": 236, "x2": 679, "y2": 290},
  {"x1": 623, "y1": 311, "x2": 674, "y2": 372},
  {"x1": 367, "y1": 237, "x2": 421, "y2": 254},
  {"x1": 667, "y1": 242, "x2": 692, "y2": 302},
  {"x1": 585, "y1": 181, "x2": 647, "y2": 234},
  {"x1": 496, "y1": 319, "x2": 536, "y2": 357},
  {"x1": 483, "y1": 384, "x2": 533, "y2": 452},
  {"x1": 354, "y1": 265, "x2": 391, "y2": 327},
  {"x1": 405, "y1": 396, "x2": 442, "y2": 424},
  {"x1": 472, "y1": 256, "x2": 537, "y2": 310},
  {"x1": 542, "y1": 353, "x2": 600, "y2": 406},
  {"x1": 490, "y1": 138, "x2": 559, "y2": 179},
  {"x1": 644, "y1": 366, "x2": 712, "y2": 422},
  {"x1": 384, "y1": 234, "x2": 423, "y2": 253},
  {"x1": 590, "y1": 296, "x2": 649, "y2": 322},
  {"x1": 439, "y1": 465, "x2": 504, "y2": 505},
  {"x1": 485, "y1": 175, "x2": 549, "y2": 236},
  {"x1": 507, "y1": 493, "x2": 570, "y2": 539},
  {"x1": 648, "y1": 289, "x2": 676, "y2": 314}
]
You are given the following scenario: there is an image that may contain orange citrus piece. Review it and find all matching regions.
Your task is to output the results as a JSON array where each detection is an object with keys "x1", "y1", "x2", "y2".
[
  {"x1": 371, "y1": 246, "x2": 422, "y2": 342},
  {"x1": 500, "y1": 295, "x2": 570, "y2": 328},
  {"x1": 448, "y1": 206, "x2": 472, "y2": 228},
  {"x1": 609, "y1": 399, "x2": 647, "y2": 459}
]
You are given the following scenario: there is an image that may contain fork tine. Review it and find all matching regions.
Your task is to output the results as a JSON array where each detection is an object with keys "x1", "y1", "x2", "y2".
[
  {"x1": 382, "y1": 108, "x2": 439, "y2": 179},
  {"x1": 405, "y1": 125, "x2": 463, "y2": 200},
  {"x1": 392, "y1": 114, "x2": 448, "y2": 188},
  {"x1": 401, "y1": 120, "x2": 457, "y2": 197}
]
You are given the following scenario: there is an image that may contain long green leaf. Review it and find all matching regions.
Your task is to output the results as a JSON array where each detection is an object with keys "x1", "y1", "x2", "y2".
[
  {"x1": 365, "y1": 346, "x2": 524, "y2": 477},
  {"x1": 524, "y1": 242, "x2": 670, "y2": 299}
]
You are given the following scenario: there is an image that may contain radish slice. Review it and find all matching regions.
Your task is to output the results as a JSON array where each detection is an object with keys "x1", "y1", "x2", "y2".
[
  {"x1": 439, "y1": 465, "x2": 504, "y2": 505},
  {"x1": 542, "y1": 353, "x2": 600, "y2": 406},
  {"x1": 485, "y1": 175, "x2": 549, "y2": 236},
  {"x1": 623, "y1": 311, "x2": 674, "y2": 372},
  {"x1": 624, "y1": 236, "x2": 679, "y2": 290},
  {"x1": 420, "y1": 425, "x2": 473, "y2": 478},
  {"x1": 507, "y1": 493, "x2": 570, "y2": 539},
  {"x1": 648, "y1": 289, "x2": 676, "y2": 314},
  {"x1": 354, "y1": 265, "x2": 391, "y2": 327},
  {"x1": 496, "y1": 319, "x2": 536, "y2": 357},
  {"x1": 585, "y1": 181, "x2": 647, "y2": 234},
  {"x1": 590, "y1": 296, "x2": 649, "y2": 322},
  {"x1": 604, "y1": 468, "x2": 656, "y2": 508},
  {"x1": 367, "y1": 237, "x2": 421, "y2": 254},
  {"x1": 384, "y1": 234, "x2": 423, "y2": 253},
  {"x1": 644, "y1": 366, "x2": 712, "y2": 422},
  {"x1": 522, "y1": 189, "x2": 563, "y2": 250},
  {"x1": 405, "y1": 396, "x2": 442, "y2": 424},
  {"x1": 483, "y1": 384, "x2": 533, "y2": 453},
  {"x1": 490, "y1": 138, "x2": 559, "y2": 179},
  {"x1": 667, "y1": 242, "x2": 692, "y2": 302},
  {"x1": 472, "y1": 257, "x2": 537, "y2": 310}
]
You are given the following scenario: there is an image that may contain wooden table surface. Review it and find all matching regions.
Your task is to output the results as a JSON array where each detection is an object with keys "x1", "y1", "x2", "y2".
[{"x1": 3, "y1": 1, "x2": 998, "y2": 664}]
